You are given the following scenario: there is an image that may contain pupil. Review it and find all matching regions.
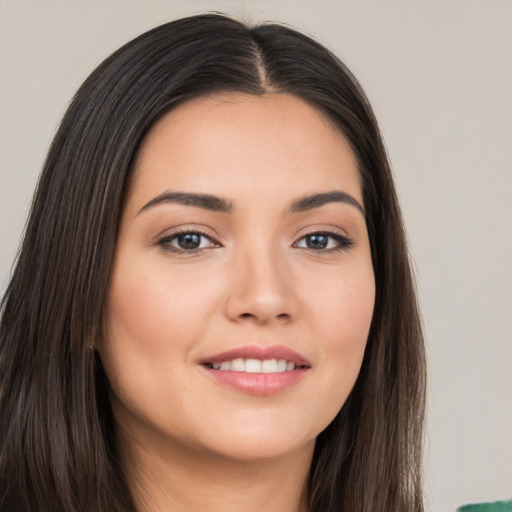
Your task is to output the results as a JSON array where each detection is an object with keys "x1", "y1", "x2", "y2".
[
  {"x1": 178, "y1": 233, "x2": 200, "y2": 249},
  {"x1": 307, "y1": 234, "x2": 328, "y2": 249}
]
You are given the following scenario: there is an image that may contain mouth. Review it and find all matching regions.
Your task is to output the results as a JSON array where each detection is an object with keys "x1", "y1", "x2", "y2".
[
  {"x1": 200, "y1": 344, "x2": 311, "y2": 371},
  {"x1": 199, "y1": 345, "x2": 311, "y2": 395}
]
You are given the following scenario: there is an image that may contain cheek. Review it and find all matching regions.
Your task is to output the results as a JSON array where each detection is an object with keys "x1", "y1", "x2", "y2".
[
  {"x1": 99, "y1": 261, "x2": 185, "y2": 394},
  {"x1": 105, "y1": 256, "x2": 220, "y2": 352},
  {"x1": 328, "y1": 278, "x2": 375, "y2": 346},
  {"x1": 308, "y1": 258, "x2": 375, "y2": 344},
  {"x1": 99, "y1": 258, "x2": 220, "y2": 435},
  {"x1": 305, "y1": 265, "x2": 375, "y2": 416}
]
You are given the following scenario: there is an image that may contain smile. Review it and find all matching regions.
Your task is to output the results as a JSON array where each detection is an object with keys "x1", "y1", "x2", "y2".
[
  {"x1": 200, "y1": 345, "x2": 311, "y2": 395},
  {"x1": 205, "y1": 358, "x2": 298, "y2": 373}
]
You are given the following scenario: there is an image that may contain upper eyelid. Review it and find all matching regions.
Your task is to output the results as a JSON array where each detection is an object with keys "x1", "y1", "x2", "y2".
[
  {"x1": 296, "y1": 225, "x2": 351, "y2": 239},
  {"x1": 159, "y1": 226, "x2": 347, "y2": 238},
  {"x1": 160, "y1": 230, "x2": 220, "y2": 244},
  {"x1": 295, "y1": 231, "x2": 353, "y2": 244},
  {"x1": 156, "y1": 225, "x2": 220, "y2": 241}
]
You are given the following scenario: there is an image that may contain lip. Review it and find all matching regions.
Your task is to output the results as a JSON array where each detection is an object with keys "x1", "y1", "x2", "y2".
[{"x1": 198, "y1": 345, "x2": 311, "y2": 396}]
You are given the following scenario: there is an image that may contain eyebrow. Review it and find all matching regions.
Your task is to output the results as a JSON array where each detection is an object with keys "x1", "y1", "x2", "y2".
[
  {"x1": 289, "y1": 190, "x2": 365, "y2": 216},
  {"x1": 137, "y1": 192, "x2": 234, "y2": 215},
  {"x1": 137, "y1": 189, "x2": 364, "y2": 217}
]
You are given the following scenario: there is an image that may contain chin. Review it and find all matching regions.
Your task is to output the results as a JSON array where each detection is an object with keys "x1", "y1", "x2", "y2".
[
  {"x1": 186, "y1": 412, "x2": 323, "y2": 464},
  {"x1": 201, "y1": 433, "x2": 316, "y2": 464}
]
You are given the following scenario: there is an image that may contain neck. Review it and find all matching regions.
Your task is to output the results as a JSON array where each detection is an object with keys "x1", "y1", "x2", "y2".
[{"x1": 117, "y1": 424, "x2": 314, "y2": 512}]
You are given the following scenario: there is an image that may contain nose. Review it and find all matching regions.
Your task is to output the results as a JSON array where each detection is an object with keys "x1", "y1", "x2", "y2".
[{"x1": 225, "y1": 246, "x2": 299, "y2": 325}]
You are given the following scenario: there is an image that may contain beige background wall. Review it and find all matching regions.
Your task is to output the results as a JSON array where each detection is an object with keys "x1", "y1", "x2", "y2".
[{"x1": 1, "y1": 1, "x2": 511, "y2": 510}]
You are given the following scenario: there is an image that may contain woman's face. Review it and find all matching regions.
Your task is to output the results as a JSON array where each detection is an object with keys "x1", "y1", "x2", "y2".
[{"x1": 101, "y1": 93, "x2": 375, "y2": 462}]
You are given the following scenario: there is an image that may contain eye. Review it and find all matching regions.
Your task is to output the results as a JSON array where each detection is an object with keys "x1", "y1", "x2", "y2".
[
  {"x1": 157, "y1": 230, "x2": 219, "y2": 253},
  {"x1": 294, "y1": 231, "x2": 354, "y2": 252}
]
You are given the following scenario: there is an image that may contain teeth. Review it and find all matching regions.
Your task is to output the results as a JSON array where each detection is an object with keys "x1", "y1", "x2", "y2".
[
  {"x1": 261, "y1": 359, "x2": 278, "y2": 373},
  {"x1": 210, "y1": 358, "x2": 297, "y2": 373},
  {"x1": 245, "y1": 358, "x2": 262, "y2": 373},
  {"x1": 231, "y1": 358, "x2": 245, "y2": 371}
]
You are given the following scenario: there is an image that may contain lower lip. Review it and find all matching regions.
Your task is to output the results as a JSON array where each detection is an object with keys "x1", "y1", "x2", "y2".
[{"x1": 201, "y1": 366, "x2": 308, "y2": 395}]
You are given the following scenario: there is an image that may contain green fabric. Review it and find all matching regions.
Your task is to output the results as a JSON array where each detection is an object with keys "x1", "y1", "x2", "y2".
[{"x1": 457, "y1": 499, "x2": 512, "y2": 512}]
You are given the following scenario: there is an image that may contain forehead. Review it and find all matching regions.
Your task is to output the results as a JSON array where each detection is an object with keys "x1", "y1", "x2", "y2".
[{"x1": 128, "y1": 92, "x2": 362, "y2": 212}]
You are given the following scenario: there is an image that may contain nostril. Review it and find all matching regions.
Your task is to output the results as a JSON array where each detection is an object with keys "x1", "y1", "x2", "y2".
[{"x1": 238, "y1": 312, "x2": 291, "y2": 322}]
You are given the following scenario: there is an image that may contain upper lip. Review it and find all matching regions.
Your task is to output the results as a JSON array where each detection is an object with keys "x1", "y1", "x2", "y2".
[{"x1": 199, "y1": 345, "x2": 311, "y2": 368}]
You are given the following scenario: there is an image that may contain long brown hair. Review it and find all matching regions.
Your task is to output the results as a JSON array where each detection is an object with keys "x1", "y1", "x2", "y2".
[{"x1": 0, "y1": 13, "x2": 426, "y2": 512}]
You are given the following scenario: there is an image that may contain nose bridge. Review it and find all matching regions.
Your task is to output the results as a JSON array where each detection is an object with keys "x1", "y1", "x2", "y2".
[{"x1": 225, "y1": 236, "x2": 297, "y2": 324}]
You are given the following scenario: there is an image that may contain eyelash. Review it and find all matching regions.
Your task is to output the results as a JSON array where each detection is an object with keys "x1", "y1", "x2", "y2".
[
  {"x1": 156, "y1": 229, "x2": 218, "y2": 255},
  {"x1": 156, "y1": 229, "x2": 354, "y2": 255},
  {"x1": 294, "y1": 231, "x2": 354, "y2": 253}
]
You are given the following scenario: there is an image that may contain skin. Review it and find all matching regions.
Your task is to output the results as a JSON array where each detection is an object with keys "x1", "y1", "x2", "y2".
[{"x1": 101, "y1": 93, "x2": 375, "y2": 512}]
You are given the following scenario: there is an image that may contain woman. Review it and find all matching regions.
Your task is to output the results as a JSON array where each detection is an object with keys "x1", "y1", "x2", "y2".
[{"x1": 0, "y1": 13, "x2": 426, "y2": 512}]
